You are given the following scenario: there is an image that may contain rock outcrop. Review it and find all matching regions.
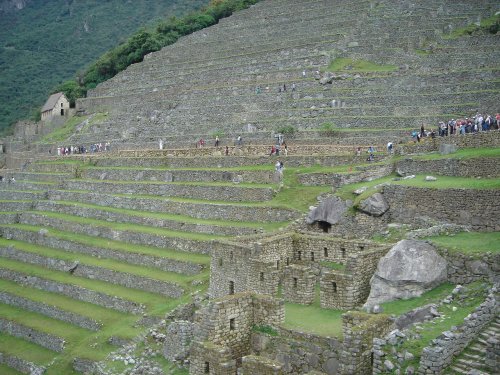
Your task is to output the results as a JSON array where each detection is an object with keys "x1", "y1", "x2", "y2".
[
  {"x1": 364, "y1": 240, "x2": 447, "y2": 307},
  {"x1": 305, "y1": 196, "x2": 348, "y2": 225},
  {"x1": 358, "y1": 193, "x2": 389, "y2": 216}
]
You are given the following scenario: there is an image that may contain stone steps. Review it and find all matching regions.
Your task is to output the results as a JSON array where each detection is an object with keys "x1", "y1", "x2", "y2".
[
  {"x1": 3, "y1": 171, "x2": 73, "y2": 182},
  {"x1": 448, "y1": 316, "x2": 500, "y2": 374}
]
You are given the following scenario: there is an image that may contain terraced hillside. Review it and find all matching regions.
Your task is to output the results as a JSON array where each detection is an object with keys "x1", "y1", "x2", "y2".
[
  {"x1": 0, "y1": 151, "x2": 307, "y2": 373},
  {"x1": 68, "y1": 0, "x2": 500, "y2": 150}
]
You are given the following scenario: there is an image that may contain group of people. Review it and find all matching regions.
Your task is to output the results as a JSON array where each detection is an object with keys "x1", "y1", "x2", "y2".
[
  {"x1": 0, "y1": 176, "x2": 15, "y2": 183},
  {"x1": 437, "y1": 113, "x2": 500, "y2": 136},
  {"x1": 269, "y1": 142, "x2": 288, "y2": 156},
  {"x1": 56, "y1": 142, "x2": 110, "y2": 156},
  {"x1": 414, "y1": 112, "x2": 500, "y2": 141}
]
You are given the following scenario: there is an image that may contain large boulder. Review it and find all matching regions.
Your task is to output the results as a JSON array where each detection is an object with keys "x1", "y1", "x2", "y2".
[
  {"x1": 358, "y1": 193, "x2": 389, "y2": 216},
  {"x1": 364, "y1": 240, "x2": 447, "y2": 307},
  {"x1": 305, "y1": 196, "x2": 347, "y2": 225}
]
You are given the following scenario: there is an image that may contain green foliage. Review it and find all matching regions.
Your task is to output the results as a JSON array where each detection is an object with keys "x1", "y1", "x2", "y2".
[
  {"x1": 81, "y1": 0, "x2": 261, "y2": 91},
  {"x1": 39, "y1": 115, "x2": 89, "y2": 143},
  {"x1": 284, "y1": 302, "x2": 343, "y2": 338},
  {"x1": 319, "y1": 261, "x2": 345, "y2": 271},
  {"x1": 327, "y1": 57, "x2": 398, "y2": 73},
  {"x1": 319, "y1": 122, "x2": 337, "y2": 137},
  {"x1": 424, "y1": 231, "x2": 500, "y2": 256},
  {"x1": 0, "y1": 0, "x2": 209, "y2": 132},
  {"x1": 445, "y1": 13, "x2": 500, "y2": 39},
  {"x1": 276, "y1": 125, "x2": 296, "y2": 137},
  {"x1": 252, "y1": 325, "x2": 279, "y2": 336},
  {"x1": 52, "y1": 81, "x2": 86, "y2": 108}
]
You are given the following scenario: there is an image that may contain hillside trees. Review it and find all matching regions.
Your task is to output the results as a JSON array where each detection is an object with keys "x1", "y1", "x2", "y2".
[{"x1": 62, "y1": 0, "x2": 260, "y2": 97}]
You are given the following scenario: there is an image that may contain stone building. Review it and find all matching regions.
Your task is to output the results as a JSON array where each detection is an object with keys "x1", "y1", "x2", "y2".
[
  {"x1": 209, "y1": 232, "x2": 389, "y2": 310},
  {"x1": 41, "y1": 92, "x2": 69, "y2": 121}
]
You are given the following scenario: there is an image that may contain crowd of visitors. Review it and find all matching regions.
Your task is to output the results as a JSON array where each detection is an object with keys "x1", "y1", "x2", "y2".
[
  {"x1": 56, "y1": 142, "x2": 110, "y2": 156},
  {"x1": 414, "y1": 112, "x2": 499, "y2": 141}
]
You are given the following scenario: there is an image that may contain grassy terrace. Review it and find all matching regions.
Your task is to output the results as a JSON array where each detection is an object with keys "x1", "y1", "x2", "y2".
[
  {"x1": 0, "y1": 238, "x2": 205, "y2": 287},
  {"x1": 18, "y1": 210, "x2": 225, "y2": 241},
  {"x1": 37, "y1": 200, "x2": 287, "y2": 231},
  {"x1": 0, "y1": 223, "x2": 210, "y2": 265},
  {"x1": 424, "y1": 231, "x2": 500, "y2": 256}
]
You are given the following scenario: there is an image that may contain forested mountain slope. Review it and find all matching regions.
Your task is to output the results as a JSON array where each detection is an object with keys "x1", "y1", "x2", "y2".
[{"x1": 0, "y1": 0, "x2": 208, "y2": 132}]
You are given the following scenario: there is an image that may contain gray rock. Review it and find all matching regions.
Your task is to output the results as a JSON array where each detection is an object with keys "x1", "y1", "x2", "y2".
[
  {"x1": 372, "y1": 304, "x2": 384, "y2": 314},
  {"x1": 305, "y1": 196, "x2": 347, "y2": 225},
  {"x1": 358, "y1": 193, "x2": 389, "y2": 216},
  {"x1": 403, "y1": 175, "x2": 415, "y2": 180},
  {"x1": 384, "y1": 359, "x2": 395, "y2": 371},
  {"x1": 354, "y1": 186, "x2": 368, "y2": 195},
  {"x1": 364, "y1": 240, "x2": 448, "y2": 306},
  {"x1": 425, "y1": 175, "x2": 437, "y2": 181},
  {"x1": 323, "y1": 357, "x2": 339, "y2": 375},
  {"x1": 38, "y1": 228, "x2": 49, "y2": 236},
  {"x1": 439, "y1": 144, "x2": 457, "y2": 155}
]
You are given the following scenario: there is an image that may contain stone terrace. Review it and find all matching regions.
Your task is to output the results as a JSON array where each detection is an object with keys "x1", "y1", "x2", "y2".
[
  {"x1": 0, "y1": 151, "x2": 303, "y2": 373},
  {"x1": 72, "y1": 0, "x2": 499, "y2": 148}
]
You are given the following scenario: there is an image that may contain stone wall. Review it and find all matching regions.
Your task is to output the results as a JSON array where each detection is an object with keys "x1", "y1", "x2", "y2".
[
  {"x1": 62, "y1": 180, "x2": 274, "y2": 203},
  {"x1": 0, "y1": 291, "x2": 101, "y2": 331},
  {"x1": 339, "y1": 312, "x2": 394, "y2": 375},
  {"x1": 17, "y1": 212, "x2": 211, "y2": 254},
  {"x1": 47, "y1": 190, "x2": 298, "y2": 223},
  {"x1": 396, "y1": 157, "x2": 500, "y2": 178},
  {"x1": 1, "y1": 224, "x2": 203, "y2": 275},
  {"x1": 210, "y1": 232, "x2": 388, "y2": 310},
  {"x1": 299, "y1": 163, "x2": 393, "y2": 187},
  {"x1": 190, "y1": 293, "x2": 284, "y2": 375},
  {"x1": 0, "y1": 352, "x2": 46, "y2": 375},
  {"x1": 0, "y1": 318, "x2": 65, "y2": 352},
  {"x1": 0, "y1": 268, "x2": 144, "y2": 314},
  {"x1": 438, "y1": 249, "x2": 499, "y2": 285},
  {"x1": 417, "y1": 289, "x2": 498, "y2": 374},
  {"x1": 396, "y1": 132, "x2": 500, "y2": 156},
  {"x1": 0, "y1": 245, "x2": 184, "y2": 298},
  {"x1": 282, "y1": 265, "x2": 316, "y2": 304},
  {"x1": 384, "y1": 186, "x2": 500, "y2": 231},
  {"x1": 250, "y1": 327, "x2": 343, "y2": 375},
  {"x1": 241, "y1": 355, "x2": 283, "y2": 375}
]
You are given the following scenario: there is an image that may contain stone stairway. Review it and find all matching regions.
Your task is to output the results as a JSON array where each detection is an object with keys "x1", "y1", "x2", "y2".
[{"x1": 447, "y1": 316, "x2": 500, "y2": 375}]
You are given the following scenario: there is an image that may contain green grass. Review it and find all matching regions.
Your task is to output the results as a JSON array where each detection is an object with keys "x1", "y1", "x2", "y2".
[
  {"x1": 0, "y1": 238, "x2": 202, "y2": 287},
  {"x1": 386, "y1": 282, "x2": 488, "y2": 371},
  {"x1": 414, "y1": 147, "x2": 500, "y2": 161},
  {"x1": 47, "y1": 199, "x2": 287, "y2": 232},
  {"x1": 319, "y1": 261, "x2": 345, "y2": 271},
  {"x1": 0, "y1": 362, "x2": 24, "y2": 375},
  {"x1": 22, "y1": 210, "x2": 225, "y2": 241},
  {"x1": 1, "y1": 223, "x2": 210, "y2": 265},
  {"x1": 424, "y1": 231, "x2": 500, "y2": 256},
  {"x1": 38, "y1": 116, "x2": 89, "y2": 143},
  {"x1": 445, "y1": 13, "x2": 500, "y2": 39},
  {"x1": 327, "y1": 57, "x2": 399, "y2": 73},
  {"x1": 0, "y1": 333, "x2": 57, "y2": 365},
  {"x1": 335, "y1": 174, "x2": 500, "y2": 205},
  {"x1": 283, "y1": 302, "x2": 343, "y2": 338},
  {"x1": 381, "y1": 283, "x2": 455, "y2": 316}
]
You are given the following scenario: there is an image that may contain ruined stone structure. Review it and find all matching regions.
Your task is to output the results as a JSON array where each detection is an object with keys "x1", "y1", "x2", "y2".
[{"x1": 210, "y1": 232, "x2": 389, "y2": 310}]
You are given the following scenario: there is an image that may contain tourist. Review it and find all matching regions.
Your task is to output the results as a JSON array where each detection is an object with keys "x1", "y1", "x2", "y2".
[
  {"x1": 159, "y1": 139, "x2": 163, "y2": 150},
  {"x1": 291, "y1": 83, "x2": 296, "y2": 91},
  {"x1": 283, "y1": 142, "x2": 288, "y2": 156},
  {"x1": 215, "y1": 136, "x2": 219, "y2": 147},
  {"x1": 270, "y1": 145, "x2": 276, "y2": 156},
  {"x1": 356, "y1": 147, "x2": 361, "y2": 156},
  {"x1": 387, "y1": 142, "x2": 393, "y2": 154},
  {"x1": 237, "y1": 136, "x2": 242, "y2": 146},
  {"x1": 225, "y1": 146, "x2": 229, "y2": 156}
]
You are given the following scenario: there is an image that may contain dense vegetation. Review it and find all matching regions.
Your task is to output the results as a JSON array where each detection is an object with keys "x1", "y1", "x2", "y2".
[
  {"x1": 0, "y1": 0, "x2": 209, "y2": 134},
  {"x1": 65, "y1": 0, "x2": 261, "y2": 98}
]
